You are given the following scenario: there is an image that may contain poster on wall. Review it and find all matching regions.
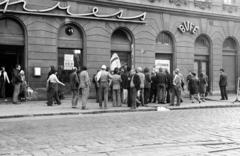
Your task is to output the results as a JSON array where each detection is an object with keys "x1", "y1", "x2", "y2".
[
  {"x1": 155, "y1": 59, "x2": 170, "y2": 72},
  {"x1": 64, "y1": 54, "x2": 74, "y2": 70}
]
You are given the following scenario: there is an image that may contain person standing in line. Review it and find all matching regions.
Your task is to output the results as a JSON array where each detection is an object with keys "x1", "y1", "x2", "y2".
[
  {"x1": 165, "y1": 69, "x2": 173, "y2": 104},
  {"x1": 96, "y1": 65, "x2": 112, "y2": 109},
  {"x1": 92, "y1": 69, "x2": 100, "y2": 103},
  {"x1": 136, "y1": 67, "x2": 145, "y2": 106},
  {"x1": 219, "y1": 68, "x2": 228, "y2": 100},
  {"x1": 129, "y1": 68, "x2": 141, "y2": 109},
  {"x1": 79, "y1": 66, "x2": 91, "y2": 110},
  {"x1": 120, "y1": 66, "x2": 129, "y2": 104},
  {"x1": 111, "y1": 68, "x2": 122, "y2": 107},
  {"x1": 186, "y1": 71, "x2": 193, "y2": 100},
  {"x1": 171, "y1": 68, "x2": 182, "y2": 106},
  {"x1": 143, "y1": 67, "x2": 151, "y2": 105},
  {"x1": 0, "y1": 66, "x2": 10, "y2": 101},
  {"x1": 57, "y1": 66, "x2": 65, "y2": 100},
  {"x1": 19, "y1": 70, "x2": 27, "y2": 102},
  {"x1": 189, "y1": 72, "x2": 201, "y2": 103},
  {"x1": 156, "y1": 67, "x2": 167, "y2": 104},
  {"x1": 12, "y1": 64, "x2": 22, "y2": 104},
  {"x1": 149, "y1": 71, "x2": 157, "y2": 103},
  {"x1": 46, "y1": 70, "x2": 65, "y2": 106},
  {"x1": 69, "y1": 67, "x2": 79, "y2": 108},
  {"x1": 199, "y1": 72, "x2": 208, "y2": 102}
]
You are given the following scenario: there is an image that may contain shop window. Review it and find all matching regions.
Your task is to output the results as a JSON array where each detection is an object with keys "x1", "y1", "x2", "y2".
[
  {"x1": 111, "y1": 28, "x2": 133, "y2": 67},
  {"x1": 58, "y1": 48, "x2": 82, "y2": 82}
]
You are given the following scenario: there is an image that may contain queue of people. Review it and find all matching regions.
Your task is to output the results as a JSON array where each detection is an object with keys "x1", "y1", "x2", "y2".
[
  {"x1": 0, "y1": 63, "x2": 230, "y2": 108},
  {"x1": 44, "y1": 64, "x2": 231, "y2": 109}
]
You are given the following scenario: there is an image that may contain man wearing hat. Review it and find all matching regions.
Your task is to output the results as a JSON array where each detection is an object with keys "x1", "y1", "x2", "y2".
[
  {"x1": 219, "y1": 68, "x2": 228, "y2": 100},
  {"x1": 96, "y1": 65, "x2": 112, "y2": 108}
]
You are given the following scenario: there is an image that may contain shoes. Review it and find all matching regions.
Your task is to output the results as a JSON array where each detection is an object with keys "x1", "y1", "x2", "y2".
[
  {"x1": 169, "y1": 104, "x2": 174, "y2": 106},
  {"x1": 220, "y1": 98, "x2": 224, "y2": 100},
  {"x1": 13, "y1": 102, "x2": 20, "y2": 104},
  {"x1": 72, "y1": 106, "x2": 77, "y2": 109},
  {"x1": 4, "y1": 99, "x2": 8, "y2": 102},
  {"x1": 81, "y1": 106, "x2": 86, "y2": 110}
]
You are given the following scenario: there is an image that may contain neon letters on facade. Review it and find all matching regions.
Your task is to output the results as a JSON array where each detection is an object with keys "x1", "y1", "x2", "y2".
[
  {"x1": 0, "y1": 0, "x2": 146, "y2": 21},
  {"x1": 178, "y1": 21, "x2": 199, "y2": 34}
]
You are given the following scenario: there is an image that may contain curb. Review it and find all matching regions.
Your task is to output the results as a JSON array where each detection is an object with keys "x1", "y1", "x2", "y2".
[
  {"x1": 0, "y1": 108, "x2": 157, "y2": 119},
  {"x1": 1, "y1": 103, "x2": 240, "y2": 119},
  {"x1": 167, "y1": 103, "x2": 240, "y2": 110}
]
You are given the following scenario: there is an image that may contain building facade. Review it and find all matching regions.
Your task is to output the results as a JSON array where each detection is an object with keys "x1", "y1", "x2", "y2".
[{"x1": 0, "y1": 0, "x2": 239, "y2": 97}]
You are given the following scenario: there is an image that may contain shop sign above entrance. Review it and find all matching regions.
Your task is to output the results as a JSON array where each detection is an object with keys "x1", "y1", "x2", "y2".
[
  {"x1": 178, "y1": 21, "x2": 199, "y2": 34},
  {"x1": 0, "y1": 0, "x2": 146, "y2": 22}
]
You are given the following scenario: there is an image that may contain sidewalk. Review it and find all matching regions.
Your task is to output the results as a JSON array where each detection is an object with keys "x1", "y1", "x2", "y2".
[{"x1": 0, "y1": 94, "x2": 240, "y2": 119}]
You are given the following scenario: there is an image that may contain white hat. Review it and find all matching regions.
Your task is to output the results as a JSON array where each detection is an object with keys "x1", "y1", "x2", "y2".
[{"x1": 101, "y1": 65, "x2": 107, "y2": 70}]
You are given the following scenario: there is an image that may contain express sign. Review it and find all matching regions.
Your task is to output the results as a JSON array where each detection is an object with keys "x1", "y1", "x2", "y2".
[{"x1": 178, "y1": 21, "x2": 199, "y2": 34}]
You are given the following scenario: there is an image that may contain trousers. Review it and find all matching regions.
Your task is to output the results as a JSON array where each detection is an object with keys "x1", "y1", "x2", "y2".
[{"x1": 13, "y1": 83, "x2": 20, "y2": 103}]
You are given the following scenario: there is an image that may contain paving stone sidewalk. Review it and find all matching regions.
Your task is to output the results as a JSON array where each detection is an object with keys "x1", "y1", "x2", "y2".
[{"x1": 0, "y1": 94, "x2": 239, "y2": 119}]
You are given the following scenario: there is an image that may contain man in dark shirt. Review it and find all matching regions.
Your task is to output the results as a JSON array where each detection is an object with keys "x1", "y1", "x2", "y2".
[
  {"x1": 69, "y1": 67, "x2": 79, "y2": 108},
  {"x1": 219, "y1": 68, "x2": 228, "y2": 100},
  {"x1": 156, "y1": 68, "x2": 167, "y2": 104}
]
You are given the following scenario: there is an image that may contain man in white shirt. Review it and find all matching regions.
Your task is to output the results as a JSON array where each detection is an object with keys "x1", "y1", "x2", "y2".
[
  {"x1": 46, "y1": 70, "x2": 65, "y2": 106},
  {"x1": 171, "y1": 68, "x2": 182, "y2": 106}
]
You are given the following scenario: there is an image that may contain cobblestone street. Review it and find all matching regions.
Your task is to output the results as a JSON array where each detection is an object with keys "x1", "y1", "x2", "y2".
[{"x1": 1, "y1": 108, "x2": 240, "y2": 156}]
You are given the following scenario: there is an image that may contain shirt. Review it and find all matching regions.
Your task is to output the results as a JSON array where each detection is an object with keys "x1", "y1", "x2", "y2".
[
  {"x1": 48, "y1": 74, "x2": 60, "y2": 83},
  {"x1": 98, "y1": 70, "x2": 112, "y2": 83},
  {"x1": 137, "y1": 72, "x2": 145, "y2": 88},
  {"x1": 79, "y1": 70, "x2": 90, "y2": 88},
  {"x1": 173, "y1": 74, "x2": 181, "y2": 88},
  {"x1": 111, "y1": 74, "x2": 122, "y2": 90}
]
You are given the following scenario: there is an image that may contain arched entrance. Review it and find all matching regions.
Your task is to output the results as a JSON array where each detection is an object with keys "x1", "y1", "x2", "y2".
[
  {"x1": 222, "y1": 37, "x2": 238, "y2": 92},
  {"x1": 194, "y1": 35, "x2": 211, "y2": 91},
  {"x1": 155, "y1": 31, "x2": 174, "y2": 73},
  {"x1": 0, "y1": 17, "x2": 25, "y2": 97},
  {"x1": 58, "y1": 23, "x2": 84, "y2": 83},
  {"x1": 111, "y1": 28, "x2": 133, "y2": 68}
]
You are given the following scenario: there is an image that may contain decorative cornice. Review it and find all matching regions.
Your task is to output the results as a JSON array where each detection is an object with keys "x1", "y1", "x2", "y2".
[
  {"x1": 169, "y1": 0, "x2": 187, "y2": 7},
  {"x1": 222, "y1": 4, "x2": 238, "y2": 13},
  {"x1": 0, "y1": 0, "x2": 146, "y2": 22},
  {"x1": 194, "y1": 0, "x2": 212, "y2": 10}
]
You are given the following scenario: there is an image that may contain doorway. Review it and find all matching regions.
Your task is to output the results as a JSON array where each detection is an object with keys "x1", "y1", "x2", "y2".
[{"x1": 0, "y1": 45, "x2": 24, "y2": 97}]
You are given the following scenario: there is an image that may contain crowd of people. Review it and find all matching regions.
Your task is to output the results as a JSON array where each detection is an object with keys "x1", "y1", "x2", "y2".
[
  {"x1": 0, "y1": 64, "x2": 27, "y2": 104},
  {"x1": 45, "y1": 64, "x2": 228, "y2": 110},
  {"x1": 0, "y1": 64, "x2": 228, "y2": 108}
]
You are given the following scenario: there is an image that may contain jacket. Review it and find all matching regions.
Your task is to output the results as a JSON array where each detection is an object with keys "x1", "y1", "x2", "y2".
[
  {"x1": 12, "y1": 68, "x2": 22, "y2": 85},
  {"x1": 69, "y1": 72, "x2": 79, "y2": 90},
  {"x1": 130, "y1": 74, "x2": 141, "y2": 90},
  {"x1": 219, "y1": 73, "x2": 227, "y2": 87}
]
